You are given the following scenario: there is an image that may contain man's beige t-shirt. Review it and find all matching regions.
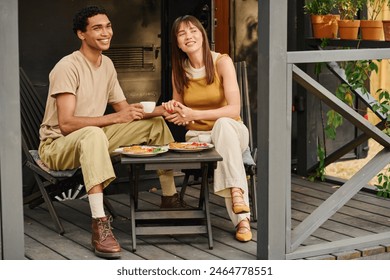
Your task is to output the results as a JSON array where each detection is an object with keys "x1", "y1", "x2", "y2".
[{"x1": 39, "y1": 51, "x2": 126, "y2": 141}]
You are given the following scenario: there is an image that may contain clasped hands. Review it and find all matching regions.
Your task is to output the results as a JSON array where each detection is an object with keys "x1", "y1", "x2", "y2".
[{"x1": 162, "y1": 100, "x2": 193, "y2": 126}]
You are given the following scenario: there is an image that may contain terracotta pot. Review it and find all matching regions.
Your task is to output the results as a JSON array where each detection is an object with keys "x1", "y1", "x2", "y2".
[
  {"x1": 360, "y1": 20, "x2": 383, "y2": 41},
  {"x1": 383, "y1": 20, "x2": 390, "y2": 41},
  {"x1": 337, "y1": 20, "x2": 360, "y2": 40},
  {"x1": 310, "y1": 14, "x2": 339, "y2": 39}
]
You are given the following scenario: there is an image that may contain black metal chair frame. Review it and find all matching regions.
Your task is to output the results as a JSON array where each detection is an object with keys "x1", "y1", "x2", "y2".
[{"x1": 179, "y1": 61, "x2": 258, "y2": 221}]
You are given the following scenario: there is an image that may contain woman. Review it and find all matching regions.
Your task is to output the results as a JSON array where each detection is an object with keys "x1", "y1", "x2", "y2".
[{"x1": 162, "y1": 15, "x2": 252, "y2": 242}]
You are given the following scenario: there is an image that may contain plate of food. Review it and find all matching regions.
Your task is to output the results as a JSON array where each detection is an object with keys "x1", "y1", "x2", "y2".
[
  {"x1": 168, "y1": 142, "x2": 214, "y2": 152},
  {"x1": 114, "y1": 145, "x2": 168, "y2": 157}
]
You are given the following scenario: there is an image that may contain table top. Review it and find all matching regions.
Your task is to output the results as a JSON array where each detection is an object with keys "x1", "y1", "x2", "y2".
[{"x1": 120, "y1": 148, "x2": 222, "y2": 165}]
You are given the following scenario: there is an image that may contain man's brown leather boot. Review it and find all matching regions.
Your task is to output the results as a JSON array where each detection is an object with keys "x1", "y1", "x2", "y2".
[
  {"x1": 160, "y1": 193, "x2": 187, "y2": 208},
  {"x1": 91, "y1": 216, "x2": 121, "y2": 259}
]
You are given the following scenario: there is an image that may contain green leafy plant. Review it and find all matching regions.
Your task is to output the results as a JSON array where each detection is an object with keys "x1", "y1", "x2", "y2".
[
  {"x1": 325, "y1": 59, "x2": 377, "y2": 139},
  {"x1": 311, "y1": 56, "x2": 390, "y2": 198},
  {"x1": 367, "y1": 0, "x2": 387, "y2": 20},
  {"x1": 304, "y1": 0, "x2": 337, "y2": 15},
  {"x1": 376, "y1": 169, "x2": 390, "y2": 198},
  {"x1": 309, "y1": 142, "x2": 326, "y2": 181},
  {"x1": 373, "y1": 89, "x2": 390, "y2": 198},
  {"x1": 336, "y1": 0, "x2": 366, "y2": 20},
  {"x1": 372, "y1": 89, "x2": 390, "y2": 137}
]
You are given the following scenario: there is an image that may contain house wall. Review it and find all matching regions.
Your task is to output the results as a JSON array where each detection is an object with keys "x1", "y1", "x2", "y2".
[
  {"x1": 19, "y1": 0, "x2": 162, "y2": 105},
  {"x1": 233, "y1": 0, "x2": 258, "y2": 144}
]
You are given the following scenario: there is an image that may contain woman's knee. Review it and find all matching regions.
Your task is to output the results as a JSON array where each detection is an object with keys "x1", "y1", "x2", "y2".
[
  {"x1": 213, "y1": 118, "x2": 235, "y2": 135},
  {"x1": 214, "y1": 117, "x2": 236, "y2": 129}
]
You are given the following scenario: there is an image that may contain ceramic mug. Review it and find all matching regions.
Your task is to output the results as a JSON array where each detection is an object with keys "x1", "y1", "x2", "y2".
[{"x1": 140, "y1": 101, "x2": 156, "y2": 113}]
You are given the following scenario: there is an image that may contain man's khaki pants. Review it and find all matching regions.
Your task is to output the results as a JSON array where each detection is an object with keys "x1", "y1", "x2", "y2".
[{"x1": 39, "y1": 117, "x2": 176, "y2": 193}]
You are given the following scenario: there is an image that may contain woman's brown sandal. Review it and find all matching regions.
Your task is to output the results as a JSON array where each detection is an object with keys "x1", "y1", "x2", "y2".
[
  {"x1": 235, "y1": 219, "x2": 252, "y2": 242},
  {"x1": 231, "y1": 188, "x2": 250, "y2": 214}
]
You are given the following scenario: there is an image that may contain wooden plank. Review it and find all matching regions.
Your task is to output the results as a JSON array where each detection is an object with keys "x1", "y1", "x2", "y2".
[
  {"x1": 26, "y1": 201, "x2": 168, "y2": 259},
  {"x1": 135, "y1": 210, "x2": 205, "y2": 220},
  {"x1": 383, "y1": 244, "x2": 390, "y2": 251},
  {"x1": 292, "y1": 206, "x2": 374, "y2": 238},
  {"x1": 294, "y1": 176, "x2": 390, "y2": 210},
  {"x1": 110, "y1": 192, "x2": 253, "y2": 249},
  {"x1": 83, "y1": 195, "x2": 222, "y2": 259},
  {"x1": 308, "y1": 121, "x2": 386, "y2": 172},
  {"x1": 111, "y1": 200, "x2": 251, "y2": 259},
  {"x1": 305, "y1": 255, "x2": 336, "y2": 260},
  {"x1": 291, "y1": 218, "x2": 347, "y2": 242},
  {"x1": 24, "y1": 234, "x2": 66, "y2": 260},
  {"x1": 291, "y1": 149, "x2": 390, "y2": 250},
  {"x1": 292, "y1": 186, "x2": 390, "y2": 226},
  {"x1": 51, "y1": 198, "x2": 185, "y2": 260},
  {"x1": 293, "y1": 65, "x2": 390, "y2": 147},
  {"x1": 287, "y1": 232, "x2": 390, "y2": 259},
  {"x1": 288, "y1": 48, "x2": 390, "y2": 64},
  {"x1": 292, "y1": 194, "x2": 390, "y2": 233},
  {"x1": 132, "y1": 235, "x2": 222, "y2": 260},
  {"x1": 332, "y1": 250, "x2": 362, "y2": 260},
  {"x1": 107, "y1": 198, "x2": 254, "y2": 259},
  {"x1": 173, "y1": 232, "x2": 256, "y2": 260},
  {"x1": 107, "y1": 193, "x2": 257, "y2": 259},
  {"x1": 21, "y1": 176, "x2": 390, "y2": 260},
  {"x1": 24, "y1": 213, "x2": 101, "y2": 260},
  {"x1": 291, "y1": 176, "x2": 390, "y2": 258},
  {"x1": 356, "y1": 252, "x2": 390, "y2": 260},
  {"x1": 136, "y1": 226, "x2": 207, "y2": 235},
  {"x1": 129, "y1": 186, "x2": 256, "y2": 255},
  {"x1": 360, "y1": 246, "x2": 386, "y2": 257},
  {"x1": 137, "y1": 189, "x2": 259, "y2": 245}
]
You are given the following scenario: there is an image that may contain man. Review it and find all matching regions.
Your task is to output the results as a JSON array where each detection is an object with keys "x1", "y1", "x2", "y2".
[{"x1": 38, "y1": 6, "x2": 183, "y2": 259}]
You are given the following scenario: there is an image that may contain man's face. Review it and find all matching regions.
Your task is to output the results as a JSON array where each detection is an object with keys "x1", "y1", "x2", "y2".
[{"x1": 78, "y1": 14, "x2": 113, "y2": 51}]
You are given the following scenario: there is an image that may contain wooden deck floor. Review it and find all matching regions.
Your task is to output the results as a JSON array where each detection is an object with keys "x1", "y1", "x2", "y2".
[{"x1": 22, "y1": 175, "x2": 390, "y2": 260}]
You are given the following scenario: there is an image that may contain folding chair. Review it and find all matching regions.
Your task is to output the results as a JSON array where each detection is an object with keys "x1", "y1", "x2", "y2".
[
  {"x1": 179, "y1": 61, "x2": 258, "y2": 221},
  {"x1": 20, "y1": 68, "x2": 116, "y2": 234}
]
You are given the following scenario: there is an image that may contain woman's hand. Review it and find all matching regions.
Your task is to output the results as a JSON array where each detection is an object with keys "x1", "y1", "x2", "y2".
[
  {"x1": 162, "y1": 100, "x2": 181, "y2": 114},
  {"x1": 162, "y1": 100, "x2": 194, "y2": 126},
  {"x1": 165, "y1": 111, "x2": 189, "y2": 126}
]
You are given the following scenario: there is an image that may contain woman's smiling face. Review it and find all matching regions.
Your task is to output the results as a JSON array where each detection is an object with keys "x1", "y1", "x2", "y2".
[{"x1": 176, "y1": 21, "x2": 203, "y2": 54}]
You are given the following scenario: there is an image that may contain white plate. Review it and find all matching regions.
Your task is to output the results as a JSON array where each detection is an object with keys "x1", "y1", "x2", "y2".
[
  {"x1": 114, "y1": 145, "x2": 168, "y2": 157},
  {"x1": 169, "y1": 142, "x2": 214, "y2": 152}
]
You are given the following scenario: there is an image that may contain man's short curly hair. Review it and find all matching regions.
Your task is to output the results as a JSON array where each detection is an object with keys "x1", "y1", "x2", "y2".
[{"x1": 72, "y1": 6, "x2": 108, "y2": 34}]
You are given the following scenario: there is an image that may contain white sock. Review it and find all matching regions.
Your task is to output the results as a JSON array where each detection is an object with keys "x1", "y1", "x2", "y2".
[
  {"x1": 88, "y1": 193, "x2": 106, "y2": 218},
  {"x1": 157, "y1": 169, "x2": 177, "y2": 196}
]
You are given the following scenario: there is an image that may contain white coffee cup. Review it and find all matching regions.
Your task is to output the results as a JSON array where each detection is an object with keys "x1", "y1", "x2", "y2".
[{"x1": 140, "y1": 101, "x2": 156, "y2": 113}]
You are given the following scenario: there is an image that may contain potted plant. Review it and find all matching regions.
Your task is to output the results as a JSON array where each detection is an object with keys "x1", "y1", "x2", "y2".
[
  {"x1": 304, "y1": 0, "x2": 339, "y2": 39},
  {"x1": 336, "y1": 0, "x2": 366, "y2": 39},
  {"x1": 360, "y1": 0, "x2": 385, "y2": 40}
]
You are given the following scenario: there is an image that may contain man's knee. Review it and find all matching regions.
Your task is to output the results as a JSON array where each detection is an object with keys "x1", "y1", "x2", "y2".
[
  {"x1": 79, "y1": 126, "x2": 108, "y2": 145},
  {"x1": 149, "y1": 116, "x2": 167, "y2": 127}
]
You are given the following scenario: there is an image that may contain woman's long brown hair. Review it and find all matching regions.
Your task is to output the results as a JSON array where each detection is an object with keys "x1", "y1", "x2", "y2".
[{"x1": 171, "y1": 15, "x2": 214, "y2": 95}]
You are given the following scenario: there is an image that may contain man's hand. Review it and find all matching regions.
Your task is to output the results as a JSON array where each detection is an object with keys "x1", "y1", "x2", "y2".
[{"x1": 115, "y1": 103, "x2": 145, "y2": 123}]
